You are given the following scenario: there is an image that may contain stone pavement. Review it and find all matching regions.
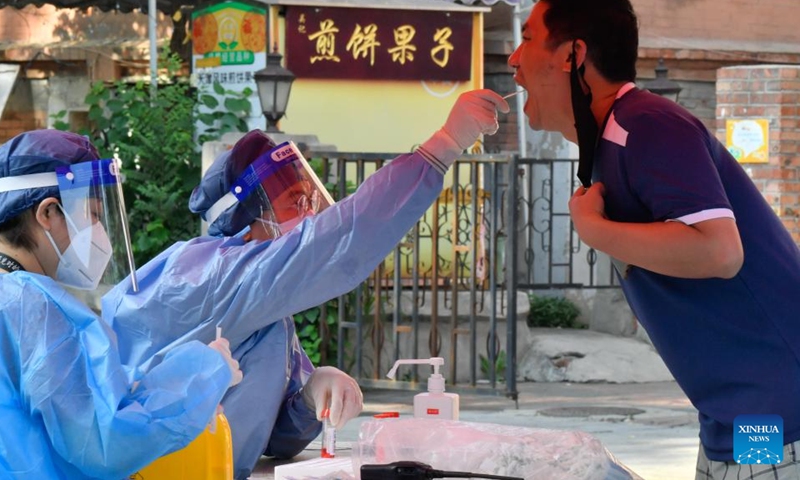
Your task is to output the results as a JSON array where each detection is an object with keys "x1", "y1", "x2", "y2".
[
  {"x1": 518, "y1": 328, "x2": 674, "y2": 384},
  {"x1": 252, "y1": 380, "x2": 701, "y2": 480}
]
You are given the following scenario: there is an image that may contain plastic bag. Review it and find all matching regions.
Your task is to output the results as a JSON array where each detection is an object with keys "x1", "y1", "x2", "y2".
[
  {"x1": 274, "y1": 457, "x2": 355, "y2": 480},
  {"x1": 353, "y1": 418, "x2": 643, "y2": 480}
]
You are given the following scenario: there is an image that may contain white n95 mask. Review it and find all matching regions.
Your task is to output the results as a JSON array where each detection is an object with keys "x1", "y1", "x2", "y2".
[
  {"x1": 253, "y1": 209, "x2": 316, "y2": 238},
  {"x1": 44, "y1": 211, "x2": 113, "y2": 290}
]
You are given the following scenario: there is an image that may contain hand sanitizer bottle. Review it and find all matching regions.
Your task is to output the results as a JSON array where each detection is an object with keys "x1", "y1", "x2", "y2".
[{"x1": 386, "y1": 357, "x2": 459, "y2": 420}]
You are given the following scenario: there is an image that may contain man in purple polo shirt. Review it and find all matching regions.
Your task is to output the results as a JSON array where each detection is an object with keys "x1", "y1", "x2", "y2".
[{"x1": 508, "y1": 0, "x2": 800, "y2": 478}]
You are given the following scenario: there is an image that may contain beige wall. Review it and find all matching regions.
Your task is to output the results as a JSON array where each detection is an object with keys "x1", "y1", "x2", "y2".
[{"x1": 284, "y1": 79, "x2": 478, "y2": 153}]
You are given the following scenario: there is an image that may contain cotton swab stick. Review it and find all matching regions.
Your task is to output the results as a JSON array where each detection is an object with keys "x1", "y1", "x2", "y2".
[
  {"x1": 503, "y1": 90, "x2": 524, "y2": 100},
  {"x1": 210, "y1": 324, "x2": 223, "y2": 434}
]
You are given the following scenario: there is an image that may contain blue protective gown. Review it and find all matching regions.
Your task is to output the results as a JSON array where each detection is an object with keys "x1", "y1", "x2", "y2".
[
  {"x1": 101, "y1": 151, "x2": 445, "y2": 479},
  {"x1": 0, "y1": 272, "x2": 231, "y2": 480}
]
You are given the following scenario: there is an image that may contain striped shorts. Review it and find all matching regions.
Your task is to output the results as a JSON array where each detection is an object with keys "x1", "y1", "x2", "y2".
[{"x1": 696, "y1": 441, "x2": 800, "y2": 479}]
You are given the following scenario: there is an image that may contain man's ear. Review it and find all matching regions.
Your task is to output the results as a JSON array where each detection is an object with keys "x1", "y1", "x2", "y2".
[
  {"x1": 34, "y1": 198, "x2": 61, "y2": 230},
  {"x1": 562, "y1": 39, "x2": 588, "y2": 73}
]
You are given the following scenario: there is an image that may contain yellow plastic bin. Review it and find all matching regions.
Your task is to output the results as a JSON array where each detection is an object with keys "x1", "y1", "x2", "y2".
[{"x1": 130, "y1": 412, "x2": 233, "y2": 480}]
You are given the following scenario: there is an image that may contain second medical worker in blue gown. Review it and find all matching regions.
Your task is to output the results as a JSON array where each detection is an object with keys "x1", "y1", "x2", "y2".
[
  {"x1": 0, "y1": 130, "x2": 242, "y2": 479},
  {"x1": 101, "y1": 89, "x2": 510, "y2": 479}
]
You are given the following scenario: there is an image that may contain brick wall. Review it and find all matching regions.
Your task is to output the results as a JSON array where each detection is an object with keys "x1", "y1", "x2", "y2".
[
  {"x1": 672, "y1": 80, "x2": 717, "y2": 131},
  {"x1": 716, "y1": 65, "x2": 800, "y2": 244},
  {"x1": 0, "y1": 111, "x2": 43, "y2": 141},
  {"x1": 633, "y1": 0, "x2": 800, "y2": 45},
  {"x1": 0, "y1": 79, "x2": 47, "y2": 143}
]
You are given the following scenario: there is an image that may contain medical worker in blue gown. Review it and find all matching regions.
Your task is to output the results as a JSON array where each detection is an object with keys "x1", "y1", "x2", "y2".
[
  {"x1": 101, "y1": 89, "x2": 510, "y2": 479},
  {"x1": 0, "y1": 130, "x2": 243, "y2": 479}
]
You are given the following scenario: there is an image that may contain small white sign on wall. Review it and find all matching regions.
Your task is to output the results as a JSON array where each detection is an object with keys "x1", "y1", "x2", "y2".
[{"x1": 726, "y1": 119, "x2": 769, "y2": 164}]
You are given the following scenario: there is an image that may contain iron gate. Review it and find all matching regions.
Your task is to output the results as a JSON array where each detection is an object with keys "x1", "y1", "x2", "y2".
[{"x1": 308, "y1": 152, "x2": 619, "y2": 401}]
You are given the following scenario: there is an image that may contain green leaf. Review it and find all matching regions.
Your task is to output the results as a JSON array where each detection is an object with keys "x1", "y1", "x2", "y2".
[
  {"x1": 229, "y1": 41, "x2": 238, "y2": 49},
  {"x1": 220, "y1": 113, "x2": 240, "y2": 130},
  {"x1": 88, "y1": 107, "x2": 106, "y2": 122},
  {"x1": 213, "y1": 82, "x2": 226, "y2": 95},
  {"x1": 106, "y1": 99, "x2": 125, "y2": 113},
  {"x1": 224, "y1": 97, "x2": 251, "y2": 113},
  {"x1": 200, "y1": 94, "x2": 219, "y2": 109},
  {"x1": 93, "y1": 117, "x2": 111, "y2": 131},
  {"x1": 197, "y1": 113, "x2": 217, "y2": 125},
  {"x1": 299, "y1": 324, "x2": 317, "y2": 337},
  {"x1": 98, "y1": 86, "x2": 112, "y2": 101}
]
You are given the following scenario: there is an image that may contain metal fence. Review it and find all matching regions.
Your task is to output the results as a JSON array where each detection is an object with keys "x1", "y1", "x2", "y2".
[{"x1": 310, "y1": 151, "x2": 618, "y2": 401}]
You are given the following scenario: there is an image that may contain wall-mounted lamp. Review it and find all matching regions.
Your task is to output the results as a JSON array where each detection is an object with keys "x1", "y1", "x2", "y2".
[
  {"x1": 254, "y1": 51, "x2": 296, "y2": 133},
  {"x1": 644, "y1": 58, "x2": 683, "y2": 102}
]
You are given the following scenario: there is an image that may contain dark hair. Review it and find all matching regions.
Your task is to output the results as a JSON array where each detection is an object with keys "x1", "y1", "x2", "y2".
[
  {"x1": 0, "y1": 206, "x2": 38, "y2": 251},
  {"x1": 541, "y1": 0, "x2": 639, "y2": 82}
]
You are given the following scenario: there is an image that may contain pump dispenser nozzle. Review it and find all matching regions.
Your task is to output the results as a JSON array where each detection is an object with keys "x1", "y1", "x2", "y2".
[
  {"x1": 386, "y1": 357, "x2": 444, "y2": 380},
  {"x1": 387, "y1": 357, "x2": 446, "y2": 394}
]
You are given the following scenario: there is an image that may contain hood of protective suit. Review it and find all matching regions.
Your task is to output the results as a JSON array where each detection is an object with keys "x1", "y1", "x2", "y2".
[
  {"x1": 0, "y1": 130, "x2": 99, "y2": 224},
  {"x1": 189, "y1": 130, "x2": 277, "y2": 236}
]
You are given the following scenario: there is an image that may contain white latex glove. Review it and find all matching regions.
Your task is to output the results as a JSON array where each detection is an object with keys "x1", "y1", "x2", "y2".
[
  {"x1": 419, "y1": 89, "x2": 510, "y2": 173},
  {"x1": 208, "y1": 337, "x2": 243, "y2": 387},
  {"x1": 302, "y1": 366, "x2": 363, "y2": 428}
]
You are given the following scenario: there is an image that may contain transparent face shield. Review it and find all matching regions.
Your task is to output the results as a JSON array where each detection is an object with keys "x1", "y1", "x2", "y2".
[
  {"x1": 54, "y1": 159, "x2": 138, "y2": 292},
  {"x1": 207, "y1": 141, "x2": 334, "y2": 239}
]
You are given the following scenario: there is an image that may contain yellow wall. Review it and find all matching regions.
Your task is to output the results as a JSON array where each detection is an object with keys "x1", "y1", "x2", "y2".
[{"x1": 276, "y1": 10, "x2": 484, "y2": 153}]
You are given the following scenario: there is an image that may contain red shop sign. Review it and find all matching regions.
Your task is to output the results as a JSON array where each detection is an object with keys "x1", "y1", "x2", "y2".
[{"x1": 285, "y1": 6, "x2": 472, "y2": 81}]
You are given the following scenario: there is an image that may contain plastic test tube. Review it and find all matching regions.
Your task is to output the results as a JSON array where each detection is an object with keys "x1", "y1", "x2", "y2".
[{"x1": 321, "y1": 408, "x2": 336, "y2": 458}]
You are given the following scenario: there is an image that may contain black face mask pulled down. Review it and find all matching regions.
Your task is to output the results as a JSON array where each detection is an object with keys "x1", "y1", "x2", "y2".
[{"x1": 570, "y1": 41, "x2": 599, "y2": 188}]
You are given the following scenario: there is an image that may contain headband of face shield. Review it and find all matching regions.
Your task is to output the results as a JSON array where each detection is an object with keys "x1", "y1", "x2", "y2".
[
  {"x1": 0, "y1": 159, "x2": 137, "y2": 291},
  {"x1": 204, "y1": 142, "x2": 330, "y2": 240}
]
